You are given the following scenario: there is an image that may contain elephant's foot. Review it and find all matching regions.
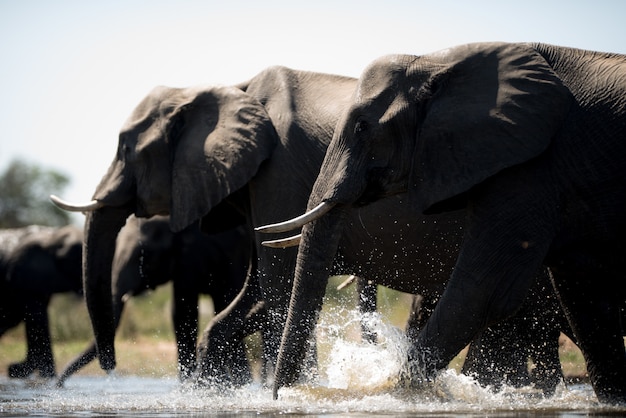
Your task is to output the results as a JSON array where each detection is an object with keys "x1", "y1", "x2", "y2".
[
  {"x1": 468, "y1": 364, "x2": 533, "y2": 392},
  {"x1": 8, "y1": 360, "x2": 55, "y2": 379},
  {"x1": 530, "y1": 366, "x2": 563, "y2": 396},
  {"x1": 194, "y1": 358, "x2": 252, "y2": 388},
  {"x1": 397, "y1": 345, "x2": 441, "y2": 389},
  {"x1": 8, "y1": 362, "x2": 54, "y2": 379},
  {"x1": 8, "y1": 361, "x2": 35, "y2": 378},
  {"x1": 195, "y1": 331, "x2": 253, "y2": 387}
]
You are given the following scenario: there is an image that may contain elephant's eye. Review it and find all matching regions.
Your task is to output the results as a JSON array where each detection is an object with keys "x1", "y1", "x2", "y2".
[
  {"x1": 354, "y1": 119, "x2": 369, "y2": 135},
  {"x1": 168, "y1": 116, "x2": 185, "y2": 139},
  {"x1": 118, "y1": 136, "x2": 129, "y2": 156}
]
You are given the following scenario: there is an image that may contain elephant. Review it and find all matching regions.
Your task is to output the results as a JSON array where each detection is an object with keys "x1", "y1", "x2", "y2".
[
  {"x1": 56, "y1": 215, "x2": 251, "y2": 386},
  {"x1": 51, "y1": 65, "x2": 569, "y2": 390},
  {"x1": 261, "y1": 42, "x2": 626, "y2": 403},
  {"x1": 0, "y1": 225, "x2": 83, "y2": 378},
  {"x1": 48, "y1": 68, "x2": 358, "y2": 384}
]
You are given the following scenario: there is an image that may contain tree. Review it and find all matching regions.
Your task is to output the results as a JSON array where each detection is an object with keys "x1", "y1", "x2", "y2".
[{"x1": 0, "y1": 159, "x2": 72, "y2": 228}]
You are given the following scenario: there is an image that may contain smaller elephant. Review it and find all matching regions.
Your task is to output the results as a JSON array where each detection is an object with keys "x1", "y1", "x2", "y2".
[
  {"x1": 56, "y1": 215, "x2": 251, "y2": 386},
  {"x1": 0, "y1": 225, "x2": 83, "y2": 378}
]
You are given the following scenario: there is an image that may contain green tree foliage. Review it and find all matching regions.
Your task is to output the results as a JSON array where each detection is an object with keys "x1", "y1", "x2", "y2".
[{"x1": 0, "y1": 159, "x2": 71, "y2": 227}]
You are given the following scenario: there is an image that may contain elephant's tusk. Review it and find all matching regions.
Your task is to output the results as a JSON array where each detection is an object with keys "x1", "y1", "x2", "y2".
[
  {"x1": 336, "y1": 274, "x2": 357, "y2": 290},
  {"x1": 50, "y1": 195, "x2": 104, "y2": 212},
  {"x1": 255, "y1": 201, "x2": 335, "y2": 233},
  {"x1": 261, "y1": 234, "x2": 302, "y2": 248}
]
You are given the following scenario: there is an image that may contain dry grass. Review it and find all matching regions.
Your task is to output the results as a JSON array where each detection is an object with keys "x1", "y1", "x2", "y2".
[{"x1": 0, "y1": 333, "x2": 178, "y2": 379}]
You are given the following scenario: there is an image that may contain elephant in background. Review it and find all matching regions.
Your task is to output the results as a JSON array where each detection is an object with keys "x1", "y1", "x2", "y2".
[
  {"x1": 56, "y1": 214, "x2": 251, "y2": 386},
  {"x1": 265, "y1": 42, "x2": 626, "y2": 403},
  {"x1": 0, "y1": 225, "x2": 82, "y2": 378},
  {"x1": 49, "y1": 68, "x2": 358, "y2": 384},
  {"x1": 52, "y1": 64, "x2": 574, "y2": 390}
]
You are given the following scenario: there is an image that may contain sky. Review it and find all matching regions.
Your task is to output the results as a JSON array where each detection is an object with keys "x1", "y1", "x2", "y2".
[{"x1": 1, "y1": 0, "x2": 625, "y2": 224}]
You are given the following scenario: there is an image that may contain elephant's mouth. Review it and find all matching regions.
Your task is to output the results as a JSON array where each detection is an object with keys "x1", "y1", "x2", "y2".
[
  {"x1": 357, "y1": 168, "x2": 408, "y2": 206},
  {"x1": 135, "y1": 201, "x2": 166, "y2": 218},
  {"x1": 132, "y1": 195, "x2": 172, "y2": 219}
]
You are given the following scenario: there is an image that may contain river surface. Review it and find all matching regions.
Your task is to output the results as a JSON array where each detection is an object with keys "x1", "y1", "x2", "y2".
[
  {"x1": 2, "y1": 374, "x2": 625, "y2": 417},
  {"x1": 3, "y1": 310, "x2": 626, "y2": 416}
]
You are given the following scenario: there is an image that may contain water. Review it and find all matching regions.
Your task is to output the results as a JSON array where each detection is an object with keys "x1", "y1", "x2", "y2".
[
  {"x1": 2, "y1": 374, "x2": 622, "y2": 417},
  {"x1": 2, "y1": 309, "x2": 625, "y2": 417}
]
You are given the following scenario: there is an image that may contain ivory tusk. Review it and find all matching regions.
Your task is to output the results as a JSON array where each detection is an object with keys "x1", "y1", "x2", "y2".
[
  {"x1": 336, "y1": 274, "x2": 357, "y2": 290},
  {"x1": 261, "y1": 234, "x2": 302, "y2": 248},
  {"x1": 255, "y1": 201, "x2": 335, "y2": 233},
  {"x1": 50, "y1": 195, "x2": 104, "y2": 212}
]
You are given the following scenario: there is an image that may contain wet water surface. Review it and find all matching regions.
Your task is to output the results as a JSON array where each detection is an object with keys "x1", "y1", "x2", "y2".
[{"x1": 2, "y1": 374, "x2": 625, "y2": 417}]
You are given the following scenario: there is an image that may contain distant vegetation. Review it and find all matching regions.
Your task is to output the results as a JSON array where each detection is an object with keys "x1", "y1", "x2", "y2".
[{"x1": 0, "y1": 158, "x2": 72, "y2": 227}]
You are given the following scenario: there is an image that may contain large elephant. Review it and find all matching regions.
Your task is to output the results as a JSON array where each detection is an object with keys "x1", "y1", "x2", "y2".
[
  {"x1": 51, "y1": 65, "x2": 566, "y2": 389},
  {"x1": 262, "y1": 42, "x2": 626, "y2": 403},
  {"x1": 56, "y1": 215, "x2": 250, "y2": 386},
  {"x1": 49, "y1": 68, "x2": 358, "y2": 382},
  {"x1": 0, "y1": 225, "x2": 82, "y2": 378}
]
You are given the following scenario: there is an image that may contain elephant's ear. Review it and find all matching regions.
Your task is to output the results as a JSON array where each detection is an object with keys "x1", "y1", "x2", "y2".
[
  {"x1": 410, "y1": 43, "x2": 572, "y2": 213},
  {"x1": 170, "y1": 86, "x2": 278, "y2": 231}
]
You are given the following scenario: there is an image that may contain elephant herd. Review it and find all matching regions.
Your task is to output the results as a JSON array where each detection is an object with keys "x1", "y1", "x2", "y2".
[
  {"x1": 1, "y1": 216, "x2": 250, "y2": 385},
  {"x1": 2, "y1": 41, "x2": 625, "y2": 405}
]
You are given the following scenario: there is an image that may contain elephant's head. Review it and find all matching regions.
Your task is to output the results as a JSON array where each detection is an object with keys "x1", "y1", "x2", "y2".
[
  {"x1": 261, "y1": 42, "x2": 572, "y2": 397},
  {"x1": 51, "y1": 85, "x2": 277, "y2": 372}
]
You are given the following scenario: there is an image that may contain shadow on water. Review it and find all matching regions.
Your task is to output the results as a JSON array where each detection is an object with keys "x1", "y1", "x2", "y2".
[{"x1": 2, "y1": 308, "x2": 625, "y2": 417}]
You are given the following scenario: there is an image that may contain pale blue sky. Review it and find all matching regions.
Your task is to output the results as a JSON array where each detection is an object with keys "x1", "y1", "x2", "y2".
[{"x1": 1, "y1": 0, "x2": 625, "y2": 216}]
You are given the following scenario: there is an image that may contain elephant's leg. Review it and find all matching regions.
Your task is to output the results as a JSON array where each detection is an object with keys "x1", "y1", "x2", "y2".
[
  {"x1": 405, "y1": 293, "x2": 437, "y2": 341},
  {"x1": 196, "y1": 272, "x2": 261, "y2": 385},
  {"x1": 407, "y1": 192, "x2": 553, "y2": 386},
  {"x1": 356, "y1": 277, "x2": 377, "y2": 343},
  {"x1": 56, "y1": 343, "x2": 97, "y2": 387},
  {"x1": 524, "y1": 269, "x2": 566, "y2": 395},
  {"x1": 172, "y1": 284, "x2": 199, "y2": 381},
  {"x1": 527, "y1": 329, "x2": 563, "y2": 395},
  {"x1": 10, "y1": 296, "x2": 55, "y2": 378},
  {"x1": 462, "y1": 317, "x2": 531, "y2": 390},
  {"x1": 463, "y1": 268, "x2": 565, "y2": 394},
  {"x1": 550, "y1": 267, "x2": 626, "y2": 404}
]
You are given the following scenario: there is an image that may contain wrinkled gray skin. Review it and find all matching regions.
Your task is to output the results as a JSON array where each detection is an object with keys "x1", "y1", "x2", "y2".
[
  {"x1": 272, "y1": 42, "x2": 626, "y2": 403},
  {"x1": 0, "y1": 225, "x2": 82, "y2": 378},
  {"x1": 61, "y1": 66, "x2": 566, "y2": 388},
  {"x1": 56, "y1": 215, "x2": 250, "y2": 386}
]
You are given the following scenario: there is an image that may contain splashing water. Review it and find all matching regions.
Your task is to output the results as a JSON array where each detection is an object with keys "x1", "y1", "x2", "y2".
[
  {"x1": 317, "y1": 309, "x2": 409, "y2": 391},
  {"x1": 2, "y1": 306, "x2": 625, "y2": 416}
]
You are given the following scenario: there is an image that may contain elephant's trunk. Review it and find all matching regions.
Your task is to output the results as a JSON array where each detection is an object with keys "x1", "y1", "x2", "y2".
[
  {"x1": 56, "y1": 292, "x2": 128, "y2": 385},
  {"x1": 273, "y1": 205, "x2": 348, "y2": 399},
  {"x1": 83, "y1": 206, "x2": 132, "y2": 371}
]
